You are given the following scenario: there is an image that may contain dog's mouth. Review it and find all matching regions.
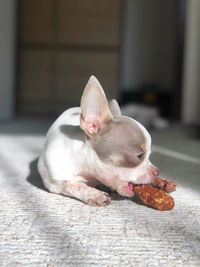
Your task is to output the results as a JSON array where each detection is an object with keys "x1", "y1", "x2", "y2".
[
  {"x1": 120, "y1": 182, "x2": 135, "y2": 196},
  {"x1": 128, "y1": 182, "x2": 134, "y2": 192}
]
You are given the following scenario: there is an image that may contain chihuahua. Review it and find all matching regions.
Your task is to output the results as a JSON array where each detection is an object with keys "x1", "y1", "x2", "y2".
[{"x1": 38, "y1": 76, "x2": 176, "y2": 206}]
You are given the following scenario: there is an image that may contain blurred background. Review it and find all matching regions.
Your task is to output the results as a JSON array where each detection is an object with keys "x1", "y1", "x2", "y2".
[
  {"x1": 0, "y1": 2, "x2": 200, "y2": 264},
  {"x1": 0, "y1": 0, "x2": 200, "y2": 126}
]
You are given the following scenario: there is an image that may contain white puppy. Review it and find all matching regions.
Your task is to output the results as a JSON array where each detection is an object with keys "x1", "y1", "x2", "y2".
[{"x1": 38, "y1": 76, "x2": 176, "y2": 206}]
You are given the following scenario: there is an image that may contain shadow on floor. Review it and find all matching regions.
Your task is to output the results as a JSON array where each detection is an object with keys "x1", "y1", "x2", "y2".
[
  {"x1": 27, "y1": 158, "x2": 48, "y2": 192},
  {"x1": 96, "y1": 184, "x2": 144, "y2": 205}
]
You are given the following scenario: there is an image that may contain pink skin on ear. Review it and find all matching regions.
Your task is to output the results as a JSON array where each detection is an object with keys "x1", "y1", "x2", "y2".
[
  {"x1": 85, "y1": 118, "x2": 101, "y2": 134},
  {"x1": 80, "y1": 76, "x2": 111, "y2": 135}
]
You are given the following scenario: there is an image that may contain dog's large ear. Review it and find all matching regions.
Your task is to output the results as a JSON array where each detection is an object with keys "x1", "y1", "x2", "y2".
[
  {"x1": 80, "y1": 75, "x2": 112, "y2": 135},
  {"x1": 109, "y1": 99, "x2": 121, "y2": 116}
]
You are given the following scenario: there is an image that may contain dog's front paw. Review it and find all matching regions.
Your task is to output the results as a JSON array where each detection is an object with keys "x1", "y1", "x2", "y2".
[
  {"x1": 87, "y1": 192, "x2": 111, "y2": 207},
  {"x1": 153, "y1": 177, "x2": 176, "y2": 193}
]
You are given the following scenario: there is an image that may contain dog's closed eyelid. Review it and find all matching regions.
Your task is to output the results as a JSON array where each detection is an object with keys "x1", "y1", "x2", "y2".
[{"x1": 137, "y1": 152, "x2": 145, "y2": 160}]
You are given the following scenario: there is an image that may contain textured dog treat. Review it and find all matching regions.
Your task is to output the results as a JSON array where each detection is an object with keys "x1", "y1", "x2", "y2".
[{"x1": 133, "y1": 184, "x2": 175, "y2": 211}]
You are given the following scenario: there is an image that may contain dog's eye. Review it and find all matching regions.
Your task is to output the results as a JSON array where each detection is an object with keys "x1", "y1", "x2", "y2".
[{"x1": 137, "y1": 152, "x2": 144, "y2": 160}]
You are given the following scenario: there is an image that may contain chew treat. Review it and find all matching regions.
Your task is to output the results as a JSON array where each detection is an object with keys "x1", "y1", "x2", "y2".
[{"x1": 133, "y1": 184, "x2": 175, "y2": 211}]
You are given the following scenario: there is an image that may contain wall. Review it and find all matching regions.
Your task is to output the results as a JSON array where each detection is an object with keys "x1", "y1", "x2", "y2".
[
  {"x1": 17, "y1": 0, "x2": 120, "y2": 115},
  {"x1": 121, "y1": 0, "x2": 178, "y2": 92},
  {"x1": 182, "y1": 0, "x2": 200, "y2": 124},
  {"x1": 0, "y1": 0, "x2": 16, "y2": 120}
]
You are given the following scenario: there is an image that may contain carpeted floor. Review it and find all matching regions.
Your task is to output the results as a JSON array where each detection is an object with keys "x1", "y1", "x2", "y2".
[{"x1": 0, "y1": 118, "x2": 200, "y2": 266}]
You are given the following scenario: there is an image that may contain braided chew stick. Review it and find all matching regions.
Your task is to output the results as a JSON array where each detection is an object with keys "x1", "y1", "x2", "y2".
[{"x1": 133, "y1": 184, "x2": 175, "y2": 211}]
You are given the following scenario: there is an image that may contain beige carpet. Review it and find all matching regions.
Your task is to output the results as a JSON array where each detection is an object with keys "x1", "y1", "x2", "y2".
[{"x1": 0, "y1": 119, "x2": 200, "y2": 266}]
